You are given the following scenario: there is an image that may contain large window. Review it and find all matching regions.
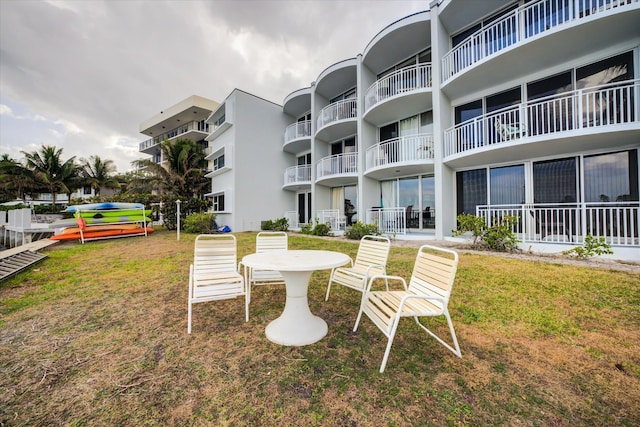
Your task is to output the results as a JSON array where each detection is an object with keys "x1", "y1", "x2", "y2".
[
  {"x1": 584, "y1": 150, "x2": 639, "y2": 203},
  {"x1": 533, "y1": 158, "x2": 577, "y2": 204},
  {"x1": 381, "y1": 175, "x2": 435, "y2": 229},
  {"x1": 212, "y1": 153, "x2": 225, "y2": 171},
  {"x1": 456, "y1": 169, "x2": 487, "y2": 215},
  {"x1": 490, "y1": 165, "x2": 525, "y2": 205}
]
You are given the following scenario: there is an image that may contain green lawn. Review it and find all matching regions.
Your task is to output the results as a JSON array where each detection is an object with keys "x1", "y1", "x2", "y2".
[{"x1": 1, "y1": 230, "x2": 639, "y2": 426}]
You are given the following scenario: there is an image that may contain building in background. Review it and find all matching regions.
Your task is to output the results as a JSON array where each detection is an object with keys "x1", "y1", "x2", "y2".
[
  {"x1": 138, "y1": 95, "x2": 219, "y2": 168},
  {"x1": 139, "y1": 1, "x2": 640, "y2": 260}
]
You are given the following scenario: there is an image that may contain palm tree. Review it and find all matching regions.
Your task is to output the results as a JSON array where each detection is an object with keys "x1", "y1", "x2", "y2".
[
  {"x1": 135, "y1": 138, "x2": 208, "y2": 198},
  {"x1": 80, "y1": 155, "x2": 120, "y2": 197},
  {"x1": 0, "y1": 154, "x2": 40, "y2": 203},
  {"x1": 21, "y1": 145, "x2": 79, "y2": 208}
]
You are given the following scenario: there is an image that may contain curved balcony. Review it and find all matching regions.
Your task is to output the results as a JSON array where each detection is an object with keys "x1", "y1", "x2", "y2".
[
  {"x1": 443, "y1": 79, "x2": 640, "y2": 167},
  {"x1": 365, "y1": 133, "x2": 434, "y2": 180},
  {"x1": 315, "y1": 99, "x2": 357, "y2": 142},
  {"x1": 283, "y1": 120, "x2": 311, "y2": 154},
  {"x1": 363, "y1": 64, "x2": 433, "y2": 126},
  {"x1": 315, "y1": 152, "x2": 358, "y2": 187},
  {"x1": 441, "y1": 0, "x2": 639, "y2": 100},
  {"x1": 283, "y1": 165, "x2": 311, "y2": 191}
]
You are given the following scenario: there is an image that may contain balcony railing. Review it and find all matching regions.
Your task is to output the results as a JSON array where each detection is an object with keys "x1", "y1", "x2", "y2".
[
  {"x1": 284, "y1": 211, "x2": 300, "y2": 229},
  {"x1": 444, "y1": 79, "x2": 639, "y2": 156},
  {"x1": 283, "y1": 165, "x2": 311, "y2": 186},
  {"x1": 366, "y1": 207, "x2": 407, "y2": 235},
  {"x1": 318, "y1": 209, "x2": 346, "y2": 231},
  {"x1": 476, "y1": 202, "x2": 639, "y2": 246},
  {"x1": 366, "y1": 133, "x2": 434, "y2": 171},
  {"x1": 364, "y1": 63, "x2": 433, "y2": 111},
  {"x1": 284, "y1": 120, "x2": 311, "y2": 144},
  {"x1": 316, "y1": 152, "x2": 358, "y2": 179},
  {"x1": 443, "y1": 0, "x2": 637, "y2": 81},
  {"x1": 139, "y1": 121, "x2": 208, "y2": 151},
  {"x1": 316, "y1": 98, "x2": 357, "y2": 130}
]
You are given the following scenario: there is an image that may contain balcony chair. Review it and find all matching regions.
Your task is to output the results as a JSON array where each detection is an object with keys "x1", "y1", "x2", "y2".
[
  {"x1": 325, "y1": 235, "x2": 391, "y2": 301},
  {"x1": 495, "y1": 118, "x2": 527, "y2": 141},
  {"x1": 354, "y1": 245, "x2": 461, "y2": 373},
  {"x1": 188, "y1": 234, "x2": 247, "y2": 334},
  {"x1": 529, "y1": 209, "x2": 573, "y2": 242},
  {"x1": 406, "y1": 205, "x2": 419, "y2": 228},
  {"x1": 239, "y1": 231, "x2": 288, "y2": 305}
]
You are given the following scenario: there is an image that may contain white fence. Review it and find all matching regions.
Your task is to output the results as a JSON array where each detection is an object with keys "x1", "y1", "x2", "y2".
[
  {"x1": 316, "y1": 98, "x2": 357, "y2": 130},
  {"x1": 476, "y1": 202, "x2": 639, "y2": 246},
  {"x1": 316, "y1": 152, "x2": 358, "y2": 179},
  {"x1": 366, "y1": 134, "x2": 434, "y2": 170},
  {"x1": 284, "y1": 120, "x2": 311, "y2": 144},
  {"x1": 364, "y1": 64, "x2": 432, "y2": 111},
  {"x1": 444, "y1": 79, "x2": 639, "y2": 156},
  {"x1": 366, "y1": 207, "x2": 407, "y2": 235},
  {"x1": 284, "y1": 165, "x2": 311, "y2": 185},
  {"x1": 443, "y1": 0, "x2": 638, "y2": 81}
]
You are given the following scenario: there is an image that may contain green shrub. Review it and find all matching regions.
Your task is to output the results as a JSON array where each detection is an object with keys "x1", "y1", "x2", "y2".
[
  {"x1": 300, "y1": 218, "x2": 333, "y2": 236},
  {"x1": 261, "y1": 217, "x2": 289, "y2": 231},
  {"x1": 451, "y1": 213, "x2": 487, "y2": 246},
  {"x1": 563, "y1": 234, "x2": 613, "y2": 258},
  {"x1": 184, "y1": 212, "x2": 217, "y2": 234},
  {"x1": 452, "y1": 213, "x2": 520, "y2": 252},
  {"x1": 344, "y1": 221, "x2": 380, "y2": 240},
  {"x1": 483, "y1": 215, "x2": 520, "y2": 252},
  {"x1": 160, "y1": 195, "x2": 211, "y2": 231}
]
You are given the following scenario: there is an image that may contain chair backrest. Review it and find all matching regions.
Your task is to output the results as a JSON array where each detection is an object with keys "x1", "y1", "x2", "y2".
[
  {"x1": 408, "y1": 245, "x2": 459, "y2": 302},
  {"x1": 256, "y1": 231, "x2": 288, "y2": 253},
  {"x1": 193, "y1": 234, "x2": 238, "y2": 274},
  {"x1": 353, "y1": 235, "x2": 391, "y2": 273}
]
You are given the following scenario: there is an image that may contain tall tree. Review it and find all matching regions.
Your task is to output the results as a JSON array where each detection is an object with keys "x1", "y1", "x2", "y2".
[
  {"x1": 80, "y1": 155, "x2": 120, "y2": 197},
  {"x1": 0, "y1": 154, "x2": 41, "y2": 203},
  {"x1": 134, "y1": 138, "x2": 208, "y2": 198},
  {"x1": 21, "y1": 145, "x2": 79, "y2": 207}
]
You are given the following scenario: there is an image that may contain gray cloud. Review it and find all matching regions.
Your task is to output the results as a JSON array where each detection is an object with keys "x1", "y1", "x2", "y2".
[{"x1": 0, "y1": 0, "x2": 426, "y2": 172}]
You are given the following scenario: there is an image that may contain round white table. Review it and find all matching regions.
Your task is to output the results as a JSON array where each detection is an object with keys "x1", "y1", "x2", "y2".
[{"x1": 241, "y1": 250, "x2": 350, "y2": 346}]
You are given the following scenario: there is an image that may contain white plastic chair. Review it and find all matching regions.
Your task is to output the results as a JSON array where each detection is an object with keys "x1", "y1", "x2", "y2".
[
  {"x1": 325, "y1": 235, "x2": 390, "y2": 301},
  {"x1": 241, "y1": 231, "x2": 288, "y2": 304},
  {"x1": 354, "y1": 245, "x2": 461, "y2": 373},
  {"x1": 188, "y1": 234, "x2": 247, "y2": 334}
]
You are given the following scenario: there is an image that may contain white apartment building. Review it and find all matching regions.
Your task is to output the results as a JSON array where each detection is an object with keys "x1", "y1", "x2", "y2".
[
  {"x1": 139, "y1": 95, "x2": 219, "y2": 166},
  {"x1": 143, "y1": 0, "x2": 640, "y2": 260},
  {"x1": 204, "y1": 89, "x2": 291, "y2": 231}
]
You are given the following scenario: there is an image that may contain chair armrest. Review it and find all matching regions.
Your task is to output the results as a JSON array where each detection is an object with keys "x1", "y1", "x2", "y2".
[
  {"x1": 365, "y1": 274, "x2": 407, "y2": 292},
  {"x1": 364, "y1": 263, "x2": 386, "y2": 276}
]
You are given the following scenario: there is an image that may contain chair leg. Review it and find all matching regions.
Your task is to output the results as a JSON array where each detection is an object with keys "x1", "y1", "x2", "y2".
[
  {"x1": 444, "y1": 312, "x2": 462, "y2": 358},
  {"x1": 325, "y1": 268, "x2": 336, "y2": 301},
  {"x1": 187, "y1": 300, "x2": 193, "y2": 334},
  {"x1": 380, "y1": 317, "x2": 401, "y2": 373}
]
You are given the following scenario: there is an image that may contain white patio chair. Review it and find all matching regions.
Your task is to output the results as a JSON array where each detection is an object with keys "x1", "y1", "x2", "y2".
[
  {"x1": 325, "y1": 235, "x2": 391, "y2": 301},
  {"x1": 495, "y1": 117, "x2": 527, "y2": 140},
  {"x1": 188, "y1": 234, "x2": 247, "y2": 334},
  {"x1": 240, "y1": 231, "x2": 288, "y2": 304},
  {"x1": 354, "y1": 245, "x2": 461, "y2": 373}
]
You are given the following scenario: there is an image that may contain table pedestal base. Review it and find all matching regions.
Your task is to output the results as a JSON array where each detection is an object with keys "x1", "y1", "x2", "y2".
[{"x1": 265, "y1": 270, "x2": 327, "y2": 346}]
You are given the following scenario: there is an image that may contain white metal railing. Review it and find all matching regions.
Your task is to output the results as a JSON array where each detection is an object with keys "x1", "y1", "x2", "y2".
[
  {"x1": 366, "y1": 207, "x2": 407, "y2": 235},
  {"x1": 444, "y1": 79, "x2": 639, "y2": 156},
  {"x1": 318, "y1": 209, "x2": 346, "y2": 231},
  {"x1": 284, "y1": 120, "x2": 311, "y2": 144},
  {"x1": 366, "y1": 134, "x2": 434, "y2": 170},
  {"x1": 476, "y1": 202, "x2": 639, "y2": 246},
  {"x1": 284, "y1": 211, "x2": 299, "y2": 229},
  {"x1": 316, "y1": 152, "x2": 358, "y2": 179},
  {"x1": 365, "y1": 63, "x2": 433, "y2": 111},
  {"x1": 139, "y1": 121, "x2": 205, "y2": 151},
  {"x1": 316, "y1": 98, "x2": 357, "y2": 130},
  {"x1": 283, "y1": 165, "x2": 311, "y2": 185},
  {"x1": 443, "y1": 0, "x2": 638, "y2": 81}
]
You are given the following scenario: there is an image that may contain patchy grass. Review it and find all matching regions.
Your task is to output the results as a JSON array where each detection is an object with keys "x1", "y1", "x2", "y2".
[{"x1": 1, "y1": 230, "x2": 639, "y2": 426}]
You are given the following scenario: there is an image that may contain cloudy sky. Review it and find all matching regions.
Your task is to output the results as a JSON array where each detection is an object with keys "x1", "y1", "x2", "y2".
[{"x1": 0, "y1": 0, "x2": 427, "y2": 172}]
